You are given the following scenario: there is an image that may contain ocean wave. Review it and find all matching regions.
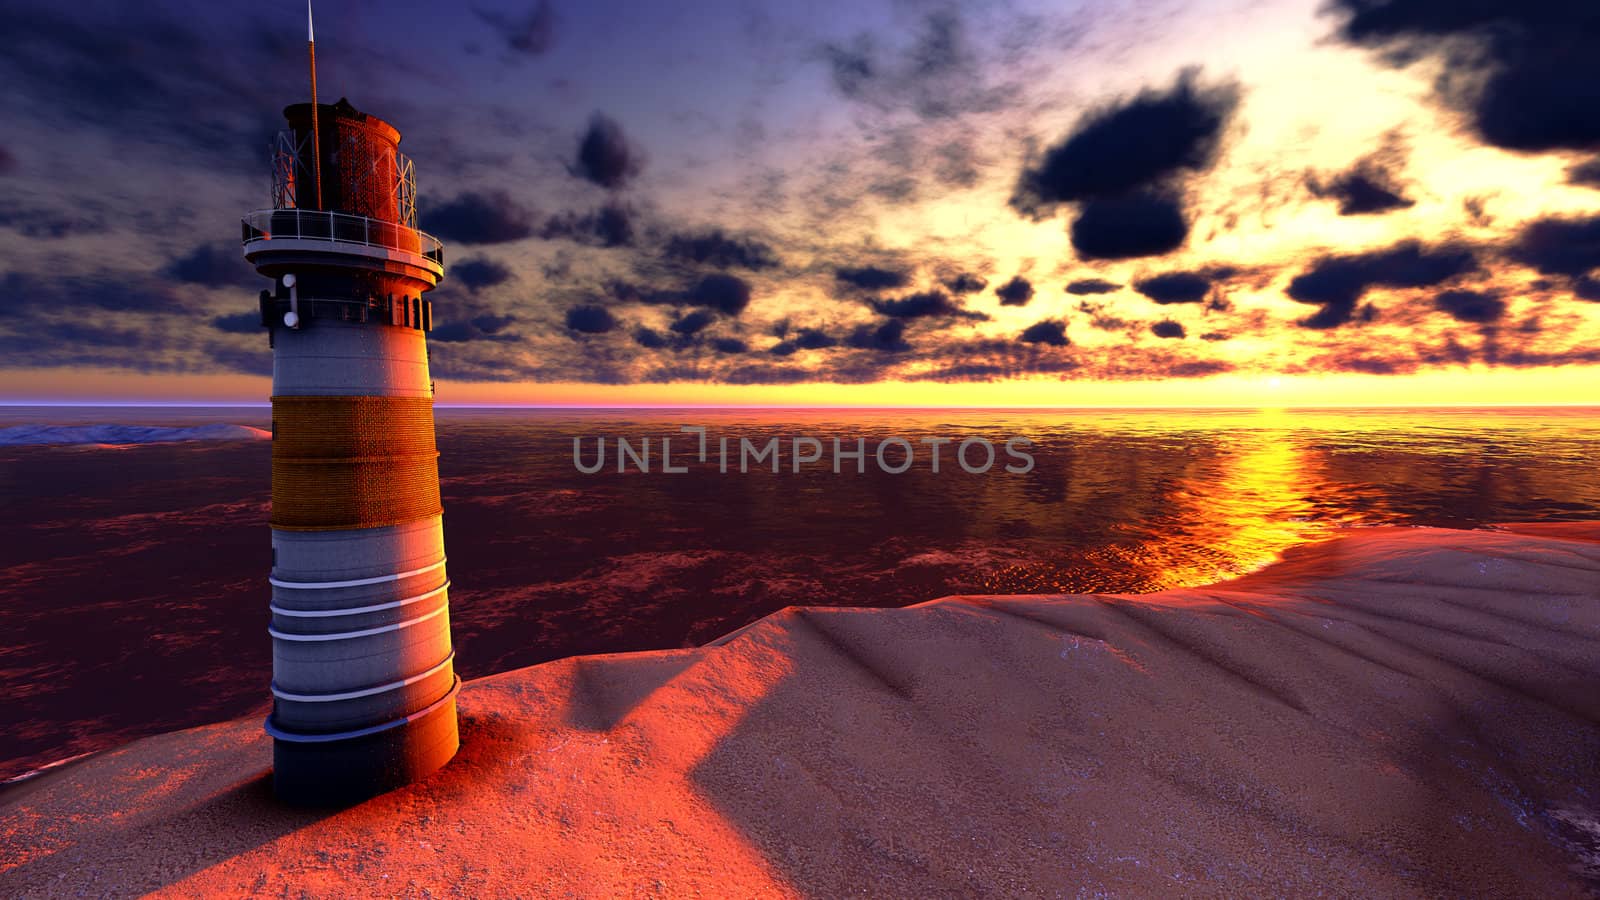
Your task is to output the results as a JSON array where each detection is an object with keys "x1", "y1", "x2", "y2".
[{"x1": 0, "y1": 424, "x2": 270, "y2": 446}]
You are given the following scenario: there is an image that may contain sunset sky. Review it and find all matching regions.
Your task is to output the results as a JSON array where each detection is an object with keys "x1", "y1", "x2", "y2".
[{"x1": 2, "y1": 0, "x2": 1598, "y2": 406}]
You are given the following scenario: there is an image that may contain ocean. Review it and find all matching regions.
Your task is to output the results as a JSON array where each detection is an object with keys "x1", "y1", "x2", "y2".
[{"x1": 2, "y1": 405, "x2": 1598, "y2": 781}]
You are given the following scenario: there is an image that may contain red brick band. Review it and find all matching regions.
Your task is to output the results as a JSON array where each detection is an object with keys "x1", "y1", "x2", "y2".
[{"x1": 270, "y1": 395, "x2": 442, "y2": 531}]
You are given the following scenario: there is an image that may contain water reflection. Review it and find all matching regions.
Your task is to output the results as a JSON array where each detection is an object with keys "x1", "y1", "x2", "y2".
[
  {"x1": 431, "y1": 409, "x2": 1599, "y2": 606},
  {"x1": 1148, "y1": 420, "x2": 1323, "y2": 587},
  {"x1": 974, "y1": 413, "x2": 1327, "y2": 593}
]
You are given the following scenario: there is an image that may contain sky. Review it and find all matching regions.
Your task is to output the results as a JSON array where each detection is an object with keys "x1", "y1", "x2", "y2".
[{"x1": 1, "y1": 0, "x2": 1598, "y2": 406}]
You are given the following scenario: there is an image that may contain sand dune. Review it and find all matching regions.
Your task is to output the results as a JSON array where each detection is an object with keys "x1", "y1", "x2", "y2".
[{"x1": 2, "y1": 524, "x2": 1598, "y2": 897}]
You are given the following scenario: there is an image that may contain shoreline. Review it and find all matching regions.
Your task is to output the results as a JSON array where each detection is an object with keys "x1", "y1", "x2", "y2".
[{"x1": 3, "y1": 522, "x2": 1598, "y2": 895}]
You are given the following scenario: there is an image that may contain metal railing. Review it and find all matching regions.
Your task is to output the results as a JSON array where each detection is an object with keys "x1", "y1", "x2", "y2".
[{"x1": 241, "y1": 208, "x2": 444, "y2": 268}]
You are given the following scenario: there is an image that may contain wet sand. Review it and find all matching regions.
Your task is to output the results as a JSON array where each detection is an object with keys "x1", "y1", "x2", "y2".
[{"x1": 2, "y1": 523, "x2": 1598, "y2": 897}]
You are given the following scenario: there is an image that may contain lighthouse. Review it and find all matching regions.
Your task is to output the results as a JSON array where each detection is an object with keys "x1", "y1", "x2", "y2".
[{"x1": 240, "y1": 42, "x2": 458, "y2": 801}]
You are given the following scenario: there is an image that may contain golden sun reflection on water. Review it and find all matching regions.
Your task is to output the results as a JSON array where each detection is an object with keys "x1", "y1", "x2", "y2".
[
  {"x1": 1138, "y1": 414, "x2": 1330, "y2": 589},
  {"x1": 972, "y1": 407, "x2": 1444, "y2": 595}
]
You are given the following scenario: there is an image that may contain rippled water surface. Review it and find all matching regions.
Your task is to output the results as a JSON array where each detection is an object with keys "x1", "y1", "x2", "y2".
[{"x1": 2, "y1": 405, "x2": 1598, "y2": 780}]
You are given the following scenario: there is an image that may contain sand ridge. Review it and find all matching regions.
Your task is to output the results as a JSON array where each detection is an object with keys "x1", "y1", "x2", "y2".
[{"x1": 2, "y1": 524, "x2": 1598, "y2": 897}]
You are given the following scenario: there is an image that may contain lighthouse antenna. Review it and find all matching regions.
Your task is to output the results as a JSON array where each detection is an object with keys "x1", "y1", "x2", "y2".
[{"x1": 307, "y1": 0, "x2": 323, "y2": 210}]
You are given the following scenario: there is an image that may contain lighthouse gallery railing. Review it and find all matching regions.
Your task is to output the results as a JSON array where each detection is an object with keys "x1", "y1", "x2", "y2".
[{"x1": 241, "y1": 208, "x2": 445, "y2": 267}]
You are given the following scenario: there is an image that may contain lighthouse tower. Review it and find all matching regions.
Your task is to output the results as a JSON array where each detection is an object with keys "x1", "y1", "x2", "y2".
[{"x1": 241, "y1": 96, "x2": 458, "y2": 804}]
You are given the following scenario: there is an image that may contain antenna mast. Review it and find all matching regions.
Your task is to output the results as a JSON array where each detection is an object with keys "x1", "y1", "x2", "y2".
[{"x1": 307, "y1": 0, "x2": 323, "y2": 209}]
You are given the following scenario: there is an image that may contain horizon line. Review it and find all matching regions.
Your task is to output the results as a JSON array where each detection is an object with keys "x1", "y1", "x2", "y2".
[{"x1": 3, "y1": 401, "x2": 1598, "y2": 411}]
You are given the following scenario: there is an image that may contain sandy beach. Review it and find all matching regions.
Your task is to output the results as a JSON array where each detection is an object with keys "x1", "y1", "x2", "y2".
[{"x1": 3, "y1": 523, "x2": 1598, "y2": 897}]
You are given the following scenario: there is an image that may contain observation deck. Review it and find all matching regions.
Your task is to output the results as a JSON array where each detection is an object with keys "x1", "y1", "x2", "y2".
[{"x1": 241, "y1": 208, "x2": 445, "y2": 284}]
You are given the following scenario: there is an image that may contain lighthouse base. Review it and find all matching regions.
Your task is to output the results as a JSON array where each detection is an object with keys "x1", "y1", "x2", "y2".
[{"x1": 268, "y1": 679, "x2": 461, "y2": 806}]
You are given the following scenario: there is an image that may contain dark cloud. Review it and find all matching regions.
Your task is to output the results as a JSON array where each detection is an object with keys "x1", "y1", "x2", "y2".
[
  {"x1": 1018, "y1": 320, "x2": 1069, "y2": 346},
  {"x1": 606, "y1": 280, "x2": 648, "y2": 304},
  {"x1": 685, "y1": 273, "x2": 753, "y2": 316},
  {"x1": 472, "y1": 313, "x2": 516, "y2": 335},
  {"x1": 624, "y1": 274, "x2": 754, "y2": 317},
  {"x1": 719, "y1": 362, "x2": 824, "y2": 385},
  {"x1": 1200, "y1": 331, "x2": 1231, "y2": 341},
  {"x1": 540, "y1": 204, "x2": 633, "y2": 247},
  {"x1": 1306, "y1": 137, "x2": 1416, "y2": 215},
  {"x1": 1066, "y1": 278, "x2": 1121, "y2": 295},
  {"x1": 1308, "y1": 169, "x2": 1413, "y2": 216},
  {"x1": 663, "y1": 229, "x2": 779, "y2": 270},
  {"x1": 1488, "y1": 346, "x2": 1600, "y2": 367},
  {"x1": 1077, "y1": 299, "x2": 1131, "y2": 332},
  {"x1": 1571, "y1": 158, "x2": 1600, "y2": 188},
  {"x1": 634, "y1": 326, "x2": 669, "y2": 349},
  {"x1": 943, "y1": 273, "x2": 988, "y2": 294},
  {"x1": 451, "y1": 257, "x2": 515, "y2": 293},
  {"x1": 1330, "y1": 0, "x2": 1600, "y2": 153},
  {"x1": 1133, "y1": 271, "x2": 1213, "y2": 304},
  {"x1": 910, "y1": 11, "x2": 964, "y2": 79},
  {"x1": 934, "y1": 140, "x2": 981, "y2": 188},
  {"x1": 1012, "y1": 70, "x2": 1237, "y2": 260},
  {"x1": 1508, "y1": 214, "x2": 1600, "y2": 278},
  {"x1": 0, "y1": 271, "x2": 271, "y2": 374},
  {"x1": 564, "y1": 305, "x2": 617, "y2": 334},
  {"x1": 1287, "y1": 240, "x2": 1477, "y2": 329},
  {"x1": 419, "y1": 338, "x2": 548, "y2": 382},
  {"x1": 431, "y1": 313, "x2": 521, "y2": 343},
  {"x1": 474, "y1": 2, "x2": 555, "y2": 56},
  {"x1": 772, "y1": 327, "x2": 838, "y2": 356},
  {"x1": 1011, "y1": 70, "x2": 1238, "y2": 216},
  {"x1": 836, "y1": 265, "x2": 911, "y2": 291},
  {"x1": 572, "y1": 113, "x2": 643, "y2": 190},
  {"x1": 1463, "y1": 195, "x2": 1494, "y2": 227},
  {"x1": 823, "y1": 38, "x2": 875, "y2": 99},
  {"x1": 591, "y1": 206, "x2": 635, "y2": 246},
  {"x1": 1171, "y1": 359, "x2": 1236, "y2": 377},
  {"x1": 211, "y1": 311, "x2": 261, "y2": 334},
  {"x1": 1434, "y1": 289, "x2": 1506, "y2": 322},
  {"x1": 1577, "y1": 277, "x2": 1600, "y2": 301},
  {"x1": 906, "y1": 345, "x2": 1088, "y2": 382},
  {"x1": 1150, "y1": 319, "x2": 1187, "y2": 339},
  {"x1": 819, "y1": 11, "x2": 1012, "y2": 120},
  {"x1": 0, "y1": 270, "x2": 197, "y2": 317},
  {"x1": 420, "y1": 191, "x2": 536, "y2": 245},
  {"x1": 1070, "y1": 190, "x2": 1189, "y2": 260},
  {"x1": 0, "y1": 145, "x2": 15, "y2": 175},
  {"x1": 846, "y1": 319, "x2": 911, "y2": 353},
  {"x1": 428, "y1": 322, "x2": 483, "y2": 343},
  {"x1": 869, "y1": 290, "x2": 987, "y2": 320},
  {"x1": 0, "y1": 203, "x2": 107, "y2": 239},
  {"x1": 205, "y1": 343, "x2": 272, "y2": 376},
  {"x1": 164, "y1": 242, "x2": 252, "y2": 287},
  {"x1": 1297, "y1": 351, "x2": 1413, "y2": 376},
  {"x1": 711, "y1": 337, "x2": 748, "y2": 354},
  {"x1": 0, "y1": 319, "x2": 144, "y2": 356},
  {"x1": 793, "y1": 327, "x2": 837, "y2": 350},
  {"x1": 995, "y1": 276, "x2": 1035, "y2": 306},
  {"x1": 868, "y1": 176, "x2": 917, "y2": 203},
  {"x1": 0, "y1": 6, "x2": 320, "y2": 173},
  {"x1": 670, "y1": 309, "x2": 716, "y2": 335}
]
